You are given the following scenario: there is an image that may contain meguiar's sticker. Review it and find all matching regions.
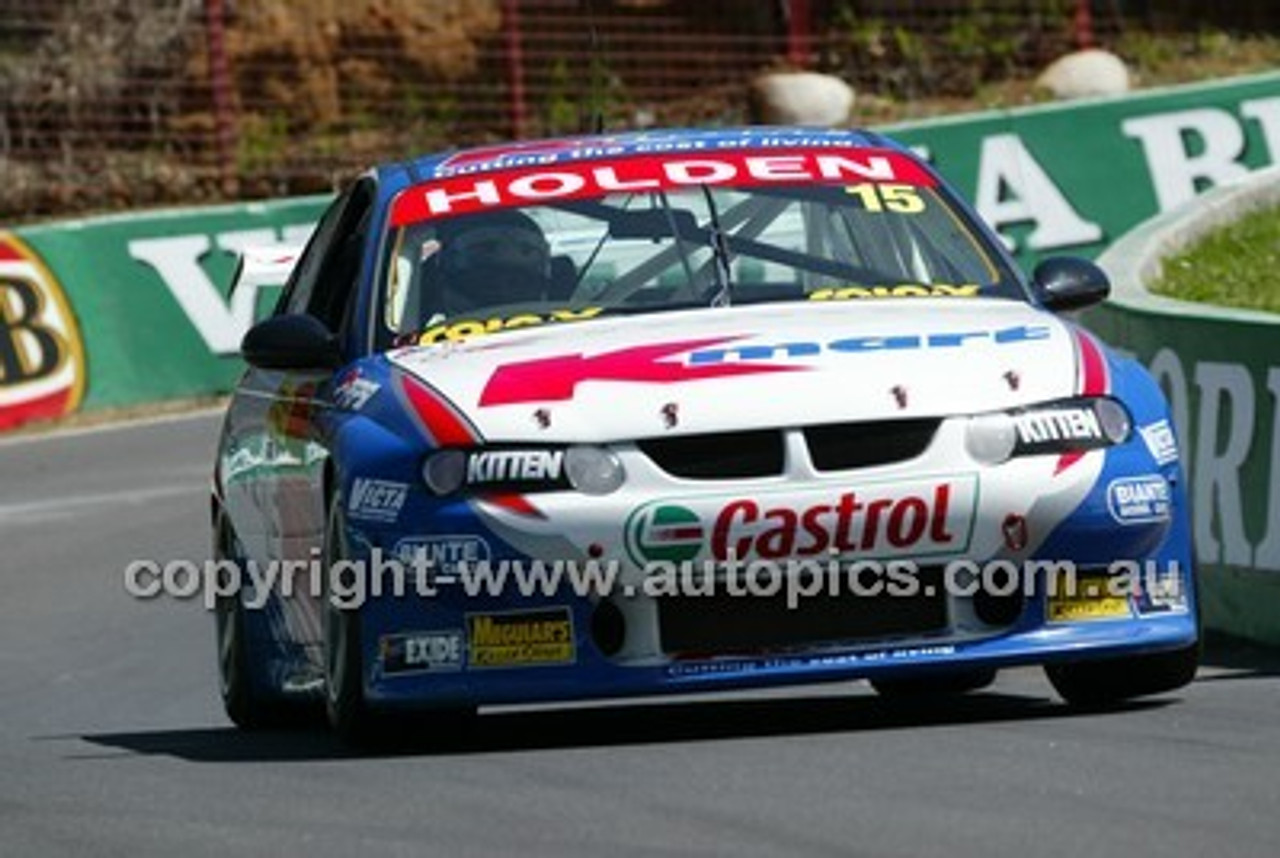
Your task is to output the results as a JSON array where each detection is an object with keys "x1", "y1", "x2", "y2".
[
  {"x1": 418, "y1": 307, "x2": 603, "y2": 345},
  {"x1": 466, "y1": 607, "x2": 575, "y2": 668},
  {"x1": 808, "y1": 284, "x2": 981, "y2": 300}
]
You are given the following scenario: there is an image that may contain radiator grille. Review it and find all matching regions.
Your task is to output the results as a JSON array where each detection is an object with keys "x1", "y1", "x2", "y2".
[
  {"x1": 804, "y1": 418, "x2": 940, "y2": 471},
  {"x1": 637, "y1": 429, "x2": 785, "y2": 479}
]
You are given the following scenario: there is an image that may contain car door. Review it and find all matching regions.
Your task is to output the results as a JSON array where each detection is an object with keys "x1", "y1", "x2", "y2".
[{"x1": 219, "y1": 178, "x2": 376, "y2": 580}]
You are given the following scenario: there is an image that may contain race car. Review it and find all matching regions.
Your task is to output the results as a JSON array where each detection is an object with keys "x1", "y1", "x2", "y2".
[{"x1": 212, "y1": 127, "x2": 1198, "y2": 742}]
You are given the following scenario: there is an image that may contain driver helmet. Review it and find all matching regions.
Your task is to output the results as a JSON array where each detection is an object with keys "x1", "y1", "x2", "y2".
[{"x1": 437, "y1": 210, "x2": 551, "y2": 311}]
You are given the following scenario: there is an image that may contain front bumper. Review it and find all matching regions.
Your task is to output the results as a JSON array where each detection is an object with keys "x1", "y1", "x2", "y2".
[{"x1": 348, "y1": 419, "x2": 1198, "y2": 709}]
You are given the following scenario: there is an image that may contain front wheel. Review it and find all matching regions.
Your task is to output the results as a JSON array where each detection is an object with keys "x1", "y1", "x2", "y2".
[
  {"x1": 322, "y1": 492, "x2": 480, "y2": 747},
  {"x1": 1045, "y1": 643, "x2": 1199, "y2": 706},
  {"x1": 214, "y1": 512, "x2": 316, "y2": 729},
  {"x1": 215, "y1": 580, "x2": 267, "y2": 729},
  {"x1": 322, "y1": 493, "x2": 386, "y2": 745}
]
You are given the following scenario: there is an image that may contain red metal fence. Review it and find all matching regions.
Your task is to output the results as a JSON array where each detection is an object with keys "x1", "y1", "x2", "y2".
[{"x1": 0, "y1": 0, "x2": 1266, "y2": 221}]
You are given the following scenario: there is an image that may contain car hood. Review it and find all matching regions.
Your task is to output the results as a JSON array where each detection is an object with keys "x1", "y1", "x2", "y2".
[{"x1": 387, "y1": 298, "x2": 1087, "y2": 442}]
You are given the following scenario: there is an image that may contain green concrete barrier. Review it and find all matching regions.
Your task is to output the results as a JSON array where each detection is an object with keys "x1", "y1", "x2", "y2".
[
  {"x1": 1, "y1": 71, "x2": 1278, "y2": 433},
  {"x1": 1086, "y1": 168, "x2": 1280, "y2": 646},
  {"x1": 3, "y1": 198, "x2": 328, "y2": 423}
]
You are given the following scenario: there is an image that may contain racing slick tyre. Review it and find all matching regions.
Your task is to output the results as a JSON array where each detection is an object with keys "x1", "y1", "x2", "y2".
[
  {"x1": 214, "y1": 511, "x2": 318, "y2": 729},
  {"x1": 870, "y1": 668, "x2": 997, "y2": 700},
  {"x1": 322, "y1": 493, "x2": 477, "y2": 747},
  {"x1": 1045, "y1": 643, "x2": 1199, "y2": 706},
  {"x1": 322, "y1": 492, "x2": 387, "y2": 745}
]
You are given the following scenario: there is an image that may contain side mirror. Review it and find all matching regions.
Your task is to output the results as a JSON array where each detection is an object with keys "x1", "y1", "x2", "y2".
[
  {"x1": 1031, "y1": 257, "x2": 1111, "y2": 312},
  {"x1": 241, "y1": 314, "x2": 342, "y2": 370}
]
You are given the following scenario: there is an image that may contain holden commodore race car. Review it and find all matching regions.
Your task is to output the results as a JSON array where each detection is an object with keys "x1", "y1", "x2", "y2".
[{"x1": 212, "y1": 127, "x2": 1197, "y2": 742}]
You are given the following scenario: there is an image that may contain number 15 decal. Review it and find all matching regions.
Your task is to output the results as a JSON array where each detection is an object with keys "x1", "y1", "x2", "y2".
[{"x1": 845, "y1": 183, "x2": 925, "y2": 214}]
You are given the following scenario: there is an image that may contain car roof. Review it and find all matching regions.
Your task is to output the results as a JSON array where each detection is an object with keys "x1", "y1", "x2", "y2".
[{"x1": 372, "y1": 126, "x2": 910, "y2": 199}]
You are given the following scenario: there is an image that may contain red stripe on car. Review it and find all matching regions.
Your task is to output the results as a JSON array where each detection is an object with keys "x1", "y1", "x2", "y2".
[
  {"x1": 1055, "y1": 329, "x2": 1110, "y2": 475},
  {"x1": 481, "y1": 493, "x2": 545, "y2": 519},
  {"x1": 400, "y1": 374, "x2": 481, "y2": 447}
]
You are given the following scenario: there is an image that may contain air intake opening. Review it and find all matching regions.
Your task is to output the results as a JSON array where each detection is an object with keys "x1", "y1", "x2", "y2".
[
  {"x1": 804, "y1": 418, "x2": 940, "y2": 471},
  {"x1": 638, "y1": 429, "x2": 784, "y2": 479},
  {"x1": 591, "y1": 599, "x2": 627, "y2": 657}
]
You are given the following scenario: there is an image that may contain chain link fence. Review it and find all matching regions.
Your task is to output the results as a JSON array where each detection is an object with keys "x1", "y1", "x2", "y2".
[{"x1": 0, "y1": 0, "x2": 1271, "y2": 221}]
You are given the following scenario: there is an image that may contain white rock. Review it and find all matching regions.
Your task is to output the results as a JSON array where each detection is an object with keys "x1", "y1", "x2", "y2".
[
  {"x1": 749, "y1": 72, "x2": 855, "y2": 127},
  {"x1": 1036, "y1": 49, "x2": 1131, "y2": 99}
]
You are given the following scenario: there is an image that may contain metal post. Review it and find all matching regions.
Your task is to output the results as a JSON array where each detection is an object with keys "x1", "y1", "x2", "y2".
[
  {"x1": 204, "y1": 0, "x2": 237, "y2": 195},
  {"x1": 1074, "y1": 0, "x2": 1095, "y2": 49},
  {"x1": 786, "y1": 0, "x2": 812, "y2": 68},
  {"x1": 503, "y1": 0, "x2": 528, "y2": 139}
]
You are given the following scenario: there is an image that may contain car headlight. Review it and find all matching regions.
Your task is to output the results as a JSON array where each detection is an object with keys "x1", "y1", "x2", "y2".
[
  {"x1": 423, "y1": 449, "x2": 467, "y2": 495},
  {"x1": 564, "y1": 445, "x2": 626, "y2": 495},
  {"x1": 1093, "y1": 397, "x2": 1132, "y2": 444},
  {"x1": 966, "y1": 397, "x2": 1132, "y2": 465},
  {"x1": 965, "y1": 412, "x2": 1018, "y2": 464}
]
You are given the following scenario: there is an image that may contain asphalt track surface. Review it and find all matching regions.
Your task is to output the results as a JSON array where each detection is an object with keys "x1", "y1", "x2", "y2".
[{"x1": 2, "y1": 410, "x2": 1279, "y2": 857}]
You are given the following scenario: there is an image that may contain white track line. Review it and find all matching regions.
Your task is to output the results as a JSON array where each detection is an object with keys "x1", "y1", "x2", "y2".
[
  {"x1": 0, "y1": 406, "x2": 226, "y2": 448},
  {"x1": 0, "y1": 482, "x2": 207, "y2": 526}
]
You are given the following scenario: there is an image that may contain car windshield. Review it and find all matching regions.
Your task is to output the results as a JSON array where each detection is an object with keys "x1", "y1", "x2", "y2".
[{"x1": 382, "y1": 175, "x2": 1023, "y2": 345}]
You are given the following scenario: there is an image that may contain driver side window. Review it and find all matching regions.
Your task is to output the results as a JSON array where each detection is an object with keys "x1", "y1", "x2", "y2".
[
  {"x1": 276, "y1": 178, "x2": 376, "y2": 331},
  {"x1": 277, "y1": 192, "x2": 348, "y2": 318}
]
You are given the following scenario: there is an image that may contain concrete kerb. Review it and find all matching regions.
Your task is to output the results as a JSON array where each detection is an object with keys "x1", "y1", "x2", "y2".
[
  {"x1": 1098, "y1": 164, "x2": 1280, "y2": 323},
  {"x1": 1093, "y1": 166, "x2": 1280, "y2": 647}
]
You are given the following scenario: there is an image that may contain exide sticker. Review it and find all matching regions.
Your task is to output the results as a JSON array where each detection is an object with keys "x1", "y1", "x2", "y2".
[
  {"x1": 391, "y1": 148, "x2": 935, "y2": 224},
  {"x1": 625, "y1": 477, "x2": 977, "y2": 565},
  {"x1": 380, "y1": 630, "x2": 464, "y2": 675}
]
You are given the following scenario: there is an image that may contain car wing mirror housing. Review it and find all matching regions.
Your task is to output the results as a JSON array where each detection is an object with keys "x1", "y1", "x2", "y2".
[
  {"x1": 241, "y1": 314, "x2": 342, "y2": 370},
  {"x1": 1031, "y1": 256, "x2": 1111, "y2": 312}
]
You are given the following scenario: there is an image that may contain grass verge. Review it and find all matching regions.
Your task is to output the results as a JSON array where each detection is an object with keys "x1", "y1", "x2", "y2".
[{"x1": 1150, "y1": 204, "x2": 1280, "y2": 314}]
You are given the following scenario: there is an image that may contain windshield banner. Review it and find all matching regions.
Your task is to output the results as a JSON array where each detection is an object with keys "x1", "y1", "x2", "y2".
[{"x1": 390, "y1": 148, "x2": 936, "y2": 225}]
